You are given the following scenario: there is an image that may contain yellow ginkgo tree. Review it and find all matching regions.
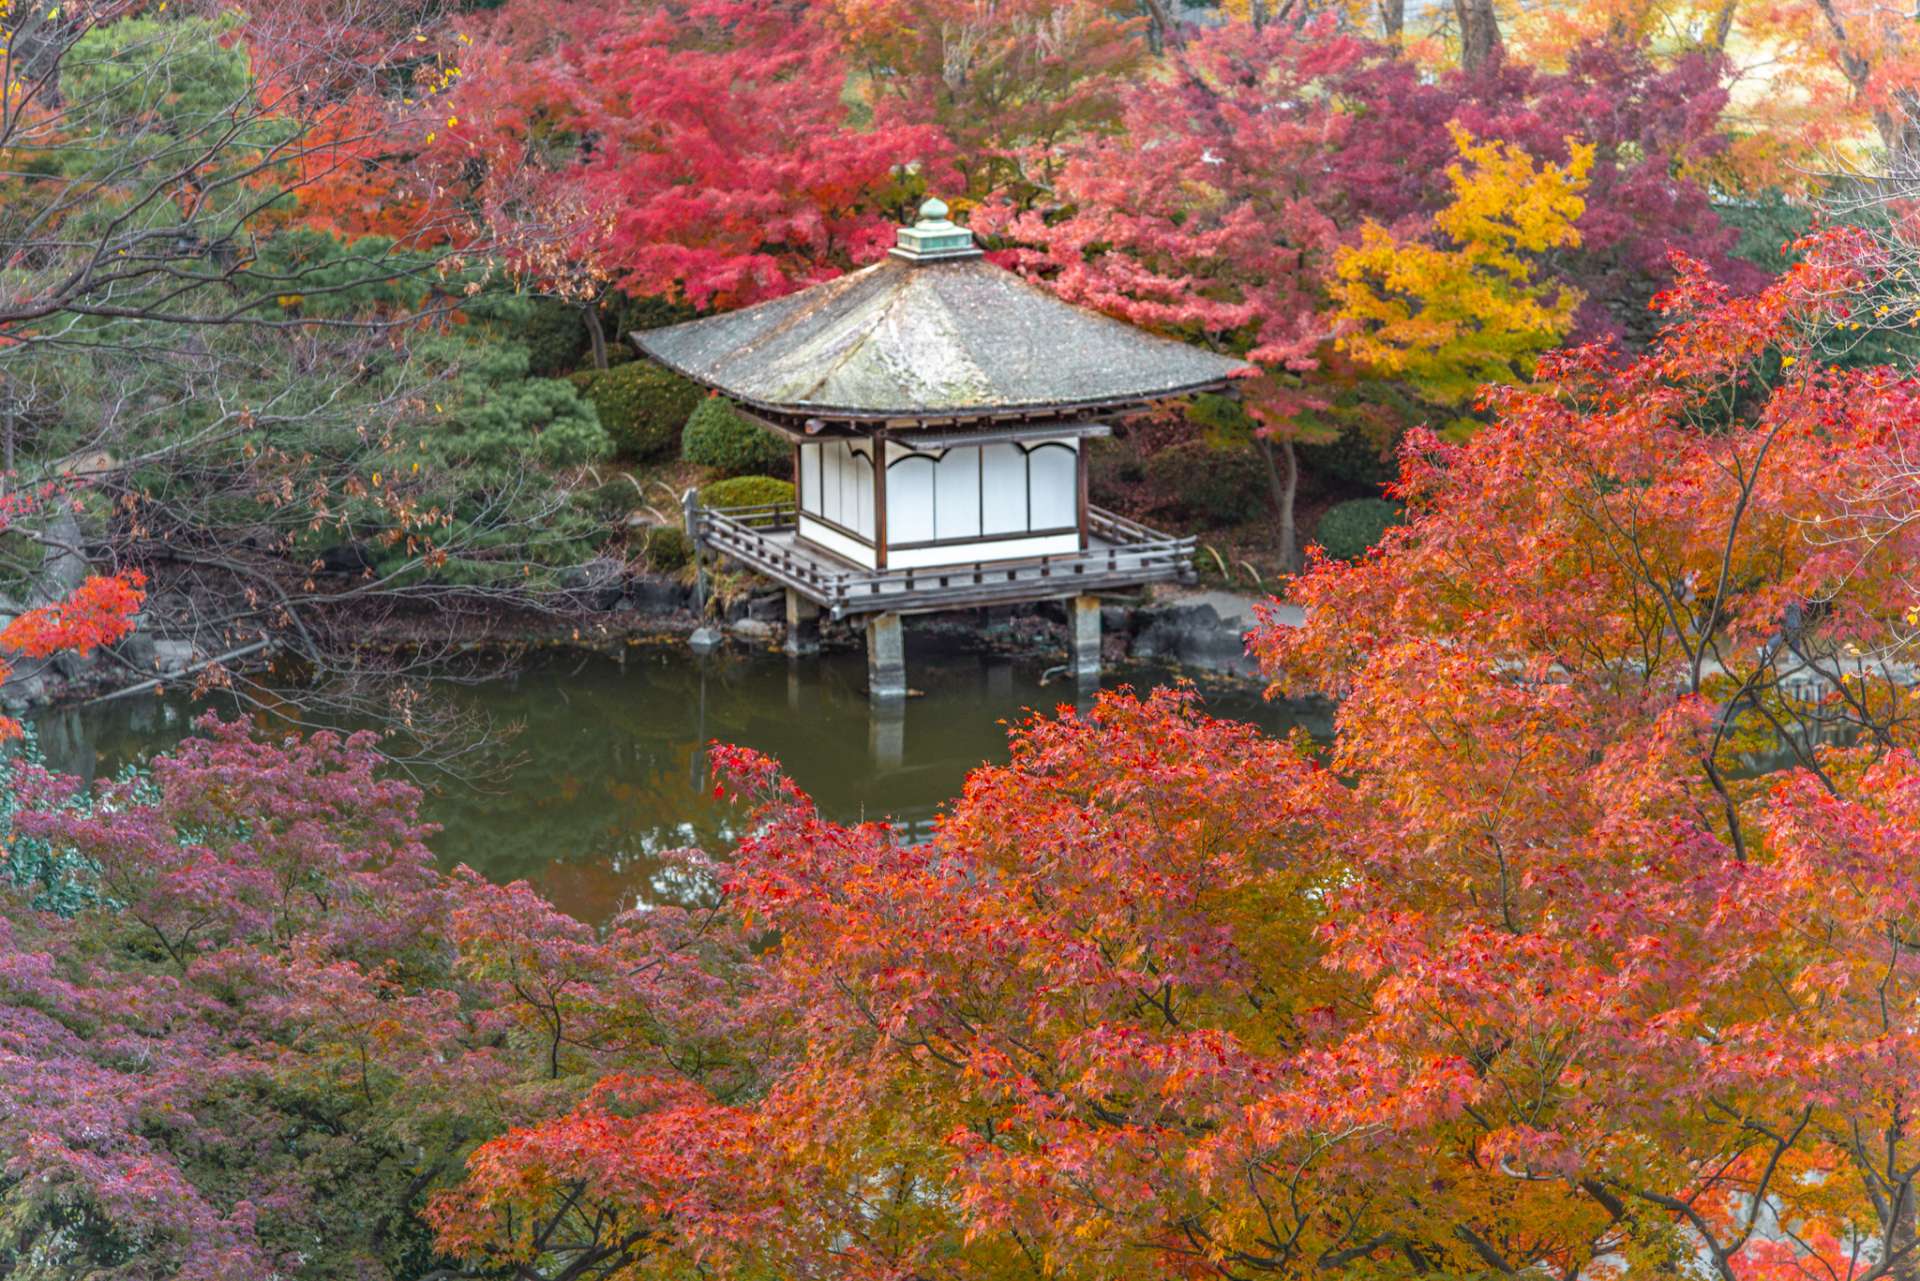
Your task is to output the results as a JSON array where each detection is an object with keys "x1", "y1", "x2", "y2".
[{"x1": 1334, "y1": 125, "x2": 1594, "y2": 426}]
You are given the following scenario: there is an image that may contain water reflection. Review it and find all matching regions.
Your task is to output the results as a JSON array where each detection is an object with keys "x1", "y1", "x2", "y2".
[{"x1": 31, "y1": 640, "x2": 1327, "y2": 922}]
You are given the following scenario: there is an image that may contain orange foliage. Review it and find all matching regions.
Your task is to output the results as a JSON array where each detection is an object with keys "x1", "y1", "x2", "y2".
[{"x1": 0, "y1": 571, "x2": 146, "y2": 738}]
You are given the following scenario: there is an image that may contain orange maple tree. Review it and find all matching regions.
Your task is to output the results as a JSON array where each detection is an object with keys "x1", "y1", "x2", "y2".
[
  {"x1": 420, "y1": 232, "x2": 1920, "y2": 1280},
  {"x1": 0, "y1": 571, "x2": 145, "y2": 739}
]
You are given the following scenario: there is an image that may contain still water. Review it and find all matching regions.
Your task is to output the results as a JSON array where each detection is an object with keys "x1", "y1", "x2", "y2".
[{"x1": 27, "y1": 641, "x2": 1325, "y2": 922}]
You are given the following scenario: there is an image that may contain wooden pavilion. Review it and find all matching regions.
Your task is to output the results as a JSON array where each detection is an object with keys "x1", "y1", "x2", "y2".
[{"x1": 636, "y1": 198, "x2": 1248, "y2": 699}]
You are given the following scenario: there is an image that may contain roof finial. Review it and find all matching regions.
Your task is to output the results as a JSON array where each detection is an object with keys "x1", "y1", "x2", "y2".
[{"x1": 891, "y1": 194, "x2": 980, "y2": 264}]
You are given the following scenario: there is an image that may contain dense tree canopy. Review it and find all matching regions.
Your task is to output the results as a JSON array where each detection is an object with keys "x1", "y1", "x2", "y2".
[
  {"x1": 406, "y1": 233, "x2": 1920, "y2": 1281},
  {"x1": 14, "y1": 1, "x2": 1920, "y2": 1277}
]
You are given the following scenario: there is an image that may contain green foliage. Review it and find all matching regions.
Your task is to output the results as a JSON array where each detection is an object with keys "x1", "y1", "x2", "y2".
[
  {"x1": 607, "y1": 294, "x2": 700, "y2": 338},
  {"x1": 577, "y1": 362, "x2": 705, "y2": 461},
  {"x1": 418, "y1": 336, "x2": 610, "y2": 482},
  {"x1": 61, "y1": 17, "x2": 267, "y2": 171},
  {"x1": 245, "y1": 230, "x2": 437, "y2": 320},
  {"x1": 642, "y1": 525, "x2": 693, "y2": 573},
  {"x1": 1297, "y1": 427, "x2": 1400, "y2": 489},
  {"x1": 520, "y1": 298, "x2": 592, "y2": 377},
  {"x1": 1720, "y1": 196, "x2": 1920, "y2": 373},
  {"x1": 683, "y1": 399, "x2": 791, "y2": 478},
  {"x1": 700, "y1": 475, "x2": 795, "y2": 510},
  {"x1": 0, "y1": 730, "x2": 123, "y2": 917},
  {"x1": 1314, "y1": 497, "x2": 1404, "y2": 560},
  {"x1": 576, "y1": 478, "x2": 642, "y2": 524},
  {"x1": 1719, "y1": 195, "x2": 1822, "y2": 277},
  {"x1": 1146, "y1": 441, "x2": 1269, "y2": 526}
]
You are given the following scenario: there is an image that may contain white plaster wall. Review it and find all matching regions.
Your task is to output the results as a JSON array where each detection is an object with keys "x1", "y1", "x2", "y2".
[
  {"x1": 1028, "y1": 443, "x2": 1078, "y2": 529},
  {"x1": 886, "y1": 455, "x2": 937, "y2": 545},
  {"x1": 797, "y1": 515, "x2": 878, "y2": 568},
  {"x1": 809, "y1": 440, "x2": 875, "y2": 540},
  {"x1": 885, "y1": 532, "x2": 1081, "y2": 570},
  {"x1": 798, "y1": 442, "x2": 821, "y2": 513},
  {"x1": 934, "y1": 450, "x2": 980, "y2": 540}
]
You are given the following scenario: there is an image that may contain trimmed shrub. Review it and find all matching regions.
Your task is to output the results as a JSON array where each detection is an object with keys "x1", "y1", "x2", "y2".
[
  {"x1": 1144, "y1": 441, "x2": 1269, "y2": 526},
  {"x1": 576, "y1": 361, "x2": 704, "y2": 462},
  {"x1": 700, "y1": 475, "x2": 794, "y2": 510},
  {"x1": 682, "y1": 397, "x2": 790, "y2": 477},
  {"x1": 1315, "y1": 497, "x2": 1404, "y2": 561},
  {"x1": 642, "y1": 525, "x2": 692, "y2": 573}
]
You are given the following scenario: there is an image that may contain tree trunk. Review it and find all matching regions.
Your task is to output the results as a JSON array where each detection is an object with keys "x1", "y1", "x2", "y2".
[
  {"x1": 1706, "y1": 0, "x2": 1738, "y2": 51},
  {"x1": 1257, "y1": 436, "x2": 1300, "y2": 573},
  {"x1": 582, "y1": 302, "x2": 609, "y2": 371},
  {"x1": 1377, "y1": 0, "x2": 1405, "y2": 42},
  {"x1": 1251, "y1": 0, "x2": 1269, "y2": 29},
  {"x1": 1807, "y1": 0, "x2": 1920, "y2": 174},
  {"x1": 1453, "y1": 0, "x2": 1502, "y2": 73},
  {"x1": 1140, "y1": 0, "x2": 1184, "y2": 49}
]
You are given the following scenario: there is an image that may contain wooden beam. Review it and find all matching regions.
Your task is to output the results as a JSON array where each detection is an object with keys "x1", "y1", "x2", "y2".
[
  {"x1": 1076, "y1": 441, "x2": 1090, "y2": 551},
  {"x1": 873, "y1": 430, "x2": 889, "y2": 569}
]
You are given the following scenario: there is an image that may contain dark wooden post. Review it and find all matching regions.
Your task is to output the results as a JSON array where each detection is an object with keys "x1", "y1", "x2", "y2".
[
  {"x1": 1076, "y1": 437, "x2": 1090, "y2": 550},
  {"x1": 873, "y1": 429, "x2": 889, "y2": 569}
]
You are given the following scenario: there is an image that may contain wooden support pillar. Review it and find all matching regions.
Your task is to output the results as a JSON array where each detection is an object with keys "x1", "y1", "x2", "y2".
[
  {"x1": 784, "y1": 589, "x2": 821, "y2": 657},
  {"x1": 1070, "y1": 594, "x2": 1102, "y2": 681},
  {"x1": 873, "y1": 430, "x2": 889, "y2": 569},
  {"x1": 866, "y1": 611, "x2": 907, "y2": 702},
  {"x1": 1076, "y1": 438, "x2": 1090, "y2": 550}
]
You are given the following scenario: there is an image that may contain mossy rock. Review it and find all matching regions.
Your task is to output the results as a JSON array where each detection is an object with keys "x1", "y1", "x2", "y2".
[
  {"x1": 575, "y1": 361, "x2": 704, "y2": 462},
  {"x1": 682, "y1": 398, "x2": 790, "y2": 478},
  {"x1": 1314, "y1": 497, "x2": 1404, "y2": 561}
]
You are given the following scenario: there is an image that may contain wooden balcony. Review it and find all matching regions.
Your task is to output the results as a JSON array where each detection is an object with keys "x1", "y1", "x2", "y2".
[{"x1": 691, "y1": 501, "x2": 1196, "y2": 619}]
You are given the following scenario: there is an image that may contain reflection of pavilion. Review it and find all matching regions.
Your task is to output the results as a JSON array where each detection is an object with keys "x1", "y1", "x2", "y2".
[{"x1": 639, "y1": 199, "x2": 1248, "y2": 699}]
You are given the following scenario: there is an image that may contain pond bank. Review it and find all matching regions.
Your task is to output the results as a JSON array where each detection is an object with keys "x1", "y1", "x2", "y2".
[{"x1": 0, "y1": 566, "x2": 1286, "y2": 714}]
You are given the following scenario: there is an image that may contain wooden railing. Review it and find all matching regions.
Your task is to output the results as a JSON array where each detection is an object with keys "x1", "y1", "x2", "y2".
[{"x1": 691, "y1": 501, "x2": 1195, "y2": 618}]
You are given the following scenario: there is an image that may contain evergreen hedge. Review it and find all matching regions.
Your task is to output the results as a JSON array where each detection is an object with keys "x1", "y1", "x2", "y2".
[
  {"x1": 682, "y1": 397, "x2": 790, "y2": 477},
  {"x1": 1315, "y1": 497, "x2": 1404, "y2": 561},
  {"x1": 699, "y1": 475, "x2": 794, "y2": 511},
  {"x1": 571, "y1": 361, "x2": 704, "y2": 462}
]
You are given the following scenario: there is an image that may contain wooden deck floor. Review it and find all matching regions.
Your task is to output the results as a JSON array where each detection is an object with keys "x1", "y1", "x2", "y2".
[{"x1": 693, "y1": 503, "x2": 1196, "y2": 618}]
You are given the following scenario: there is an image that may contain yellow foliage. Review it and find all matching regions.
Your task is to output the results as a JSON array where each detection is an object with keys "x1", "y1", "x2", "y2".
[{"x1": 1333, "y1": 125, "x2": 1592, "y2": 419}]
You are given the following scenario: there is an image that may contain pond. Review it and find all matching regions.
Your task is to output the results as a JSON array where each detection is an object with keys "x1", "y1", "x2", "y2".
[{"x1": 27, "y1": 640, "x2": 1327, "y2": 923}]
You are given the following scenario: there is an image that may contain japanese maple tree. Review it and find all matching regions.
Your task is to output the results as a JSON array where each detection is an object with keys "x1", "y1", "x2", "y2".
[
  {"x1": 429, "y1": 235, "x2": 1920, "y2": 1281},
  {"x1": 0, "y1": 570, "x2": 144, "y2": 739},
  {"x1": 432, "y1": 0, "x2": 942, "y2": 313},
  {"x1": 0, "y1": 690, "x2": 738, "y2": 1278},
  {"x1": 1334, "y1": 124, "x2": 1594, "y2": 418},
  {"x1": 827, "y1": 0, "x2": 1147, "y2": 204},
  {"x1": 986, "y1": 22, "x2": 1751, "y2": 563}
]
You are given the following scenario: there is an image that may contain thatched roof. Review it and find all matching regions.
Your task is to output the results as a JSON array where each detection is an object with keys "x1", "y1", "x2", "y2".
[{"x1": 633, "y1": 254, "x2": 1249, "y2": 428}]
